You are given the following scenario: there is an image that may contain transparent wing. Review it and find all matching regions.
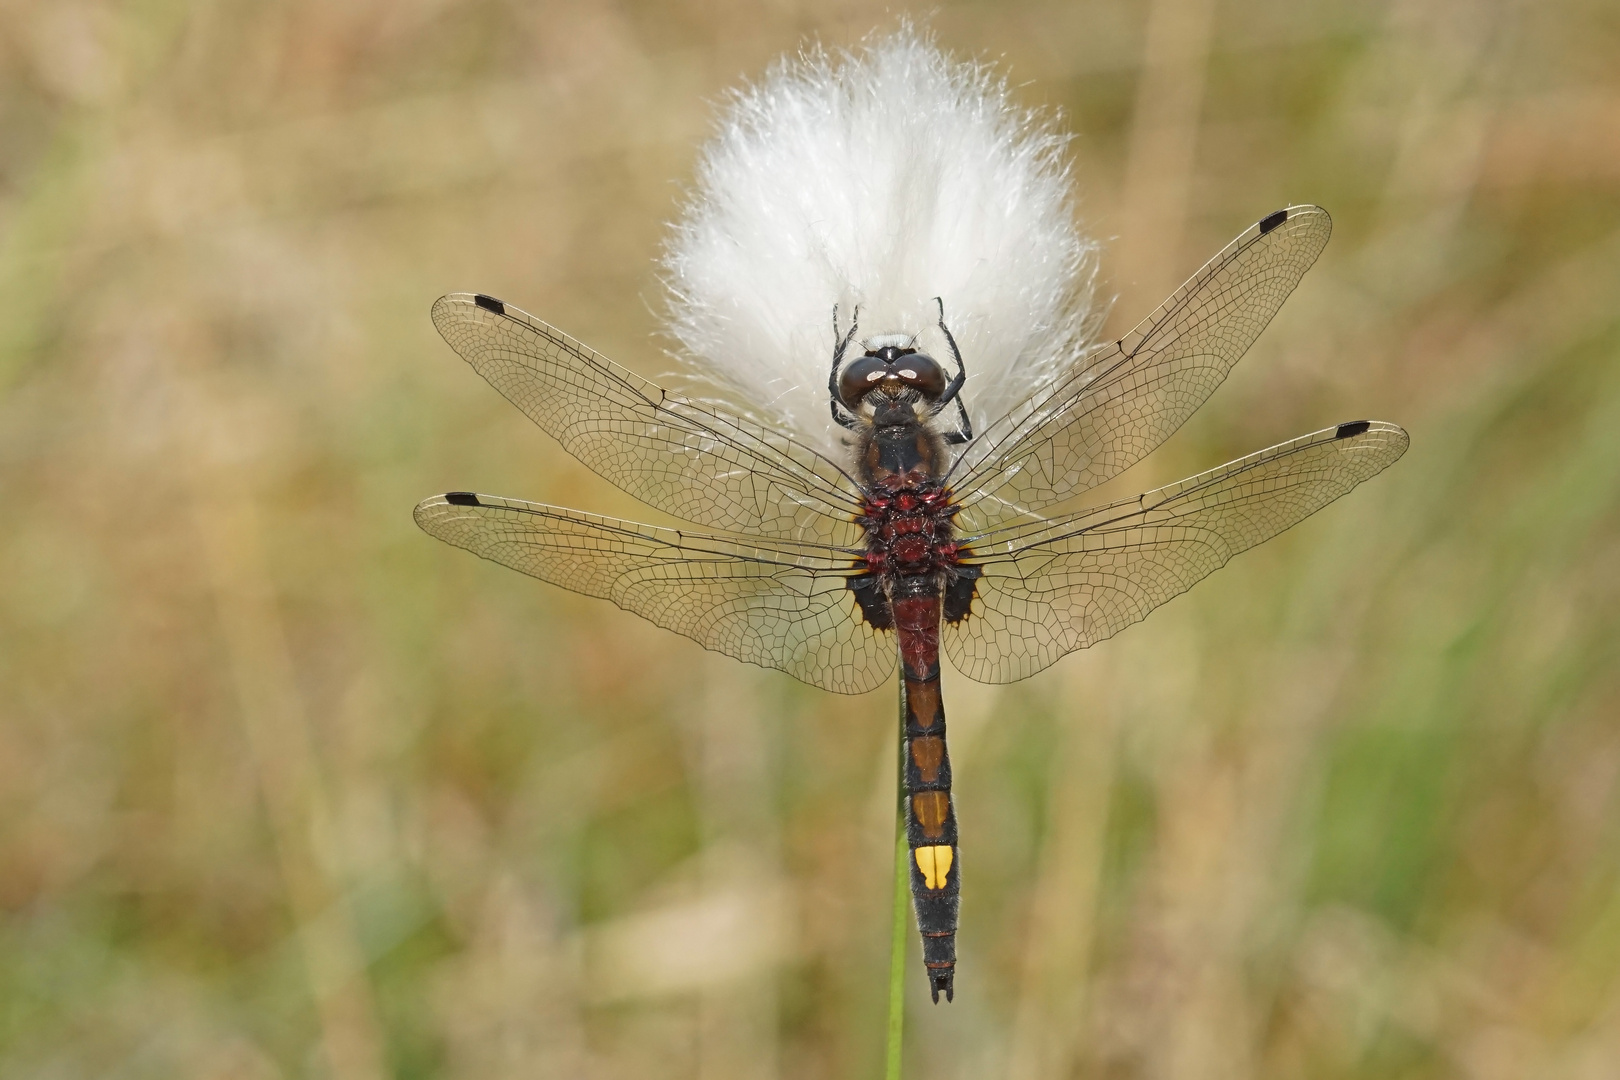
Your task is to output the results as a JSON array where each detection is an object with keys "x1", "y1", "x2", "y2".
[
  {"x1": 432, "y1": 294, "x2": 864, "y2": 545},
  {"x1": 415, "y1": 492, "x2": 893, "y2": 695},
  {"x1": 949, "y1": 206, "x2": 1333, "y2": 533},
  {"x1": 944, "y1": 420, "x2": 1408, "y2": 683}
]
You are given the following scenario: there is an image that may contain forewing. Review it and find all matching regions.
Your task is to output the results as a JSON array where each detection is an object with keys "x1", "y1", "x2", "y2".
[
  {"x1": 432, "y1": 294, "x2": 863, "y2": 544},
  {"x1": 415, "y1": 492, "x2": 893, "y2": 695},
  {"x1": 950, "y1": 206, "x2": 1333, "y2": 532},
  {"x1": 944, "y1": 420, "x2": 1408, "y2": 683}
]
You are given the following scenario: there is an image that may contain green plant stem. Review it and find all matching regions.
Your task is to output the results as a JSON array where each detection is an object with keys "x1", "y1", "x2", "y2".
[{"x1": 885, "y1": 672, "x2": 908, "y2": 1080}]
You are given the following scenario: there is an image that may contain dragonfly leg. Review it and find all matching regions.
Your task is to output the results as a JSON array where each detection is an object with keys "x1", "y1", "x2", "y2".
[
  {"x1": 932, "y1": 298, "x2": 974, "y2": 444},
  {"x1": 829, "y1": 304, "x2": 864, "y2": 431}
]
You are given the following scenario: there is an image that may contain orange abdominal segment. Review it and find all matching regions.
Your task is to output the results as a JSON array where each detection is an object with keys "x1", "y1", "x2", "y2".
[
  {"x1": 908, "y1": 679, "x2": 941, "y2": 727},
  {"x1": 912, "y1": 790, "x2": 950, "y2": 839},
  {"x1": 911, "y1": 735, "x2": 945, "y2": 784}
]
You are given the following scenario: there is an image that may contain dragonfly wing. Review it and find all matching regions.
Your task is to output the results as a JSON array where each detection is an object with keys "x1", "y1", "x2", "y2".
[
  {"x1": 950, "y1": 206, "x2": 1333, "y2": 533},
  {"x1": 943, "y1": 420, "x2": 1408, "y2": 684},
  {"x1": 415, "y1": 492, "x2": 894, "y2": 695},
  {"x1": 432, "y1": 294, "x2": 864, "y2": 545}
]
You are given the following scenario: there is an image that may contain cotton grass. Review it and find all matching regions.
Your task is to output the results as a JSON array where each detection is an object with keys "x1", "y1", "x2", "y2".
[{"x1": 662, "y1": 27, "x2": 1099, "y2": 456}]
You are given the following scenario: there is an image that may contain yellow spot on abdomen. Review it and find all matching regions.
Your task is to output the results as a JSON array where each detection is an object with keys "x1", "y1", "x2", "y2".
[{"x1": 914, "y1": 845, "x2": 954, "y2": 890}]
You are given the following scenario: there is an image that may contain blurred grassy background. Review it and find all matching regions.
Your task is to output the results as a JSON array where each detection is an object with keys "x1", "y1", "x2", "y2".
[{"x1": 2, "y1": 0, "x2": 1619, "y2": 1078}]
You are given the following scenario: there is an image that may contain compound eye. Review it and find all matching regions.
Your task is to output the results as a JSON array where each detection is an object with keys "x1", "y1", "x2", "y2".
[
  {"x1": 895, "y1": 352, "x2": 947, "y2": 400},
  {"x1": 838, "y1": 355, "x2": 890, "y2": 409}
]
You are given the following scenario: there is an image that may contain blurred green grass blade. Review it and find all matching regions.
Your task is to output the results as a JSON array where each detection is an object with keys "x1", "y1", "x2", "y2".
[
  {"x1": 887, "y1": 673, "x2": 908, "y2": 1080},
  {"x1": 886, "y1": 804, "x2": 907, "y2": 1080}
]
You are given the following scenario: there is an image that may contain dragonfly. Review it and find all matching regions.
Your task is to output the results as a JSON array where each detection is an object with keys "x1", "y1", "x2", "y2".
[{"x1": 415, "y1": 205, "x2": 1407, "y2": 1003}]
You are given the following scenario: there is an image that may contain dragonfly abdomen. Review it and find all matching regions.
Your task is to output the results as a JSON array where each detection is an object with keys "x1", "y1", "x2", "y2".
[{"x1": 892, "y1": 574, "x2": 960, "y2": 1004}]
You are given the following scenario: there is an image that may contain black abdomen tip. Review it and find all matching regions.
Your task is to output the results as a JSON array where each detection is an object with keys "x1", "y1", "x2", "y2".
[
  {"x1": 1258, "y1": 208, "x2": 1289, "y2": 234},
  {"x1": 445, "y1": 491, "x2": 481, "y2": 506},
  {"x1": 1335, "y1": 420, "x2": 1372, "y2": 439},
  {"x1": 473, "y1": 294, "x2": 505, "y2": 314}
]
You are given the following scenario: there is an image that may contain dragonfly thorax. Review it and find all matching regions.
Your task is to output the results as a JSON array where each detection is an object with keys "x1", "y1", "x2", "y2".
[
  {"x1": 859, "y1": 418, "x2": 951, "y2": 490},
  {"x1": 860, "y1": 487, "x2": 960, "y2": 578}
]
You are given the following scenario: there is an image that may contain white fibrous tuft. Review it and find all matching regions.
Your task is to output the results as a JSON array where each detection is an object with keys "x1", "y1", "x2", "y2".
[{"x1": 662, "y1": 27, "x2": 1098, "y2": 455}]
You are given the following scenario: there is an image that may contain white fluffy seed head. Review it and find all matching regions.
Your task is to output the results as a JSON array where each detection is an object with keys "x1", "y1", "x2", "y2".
[{"x1": 661, "y1": 27, "x2": 1098, "y2": 455}]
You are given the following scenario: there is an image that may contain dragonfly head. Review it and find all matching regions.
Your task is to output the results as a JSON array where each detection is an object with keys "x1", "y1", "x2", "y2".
[{"x1": 837, "y1": 342, "x2": 949, "y2": 415}]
